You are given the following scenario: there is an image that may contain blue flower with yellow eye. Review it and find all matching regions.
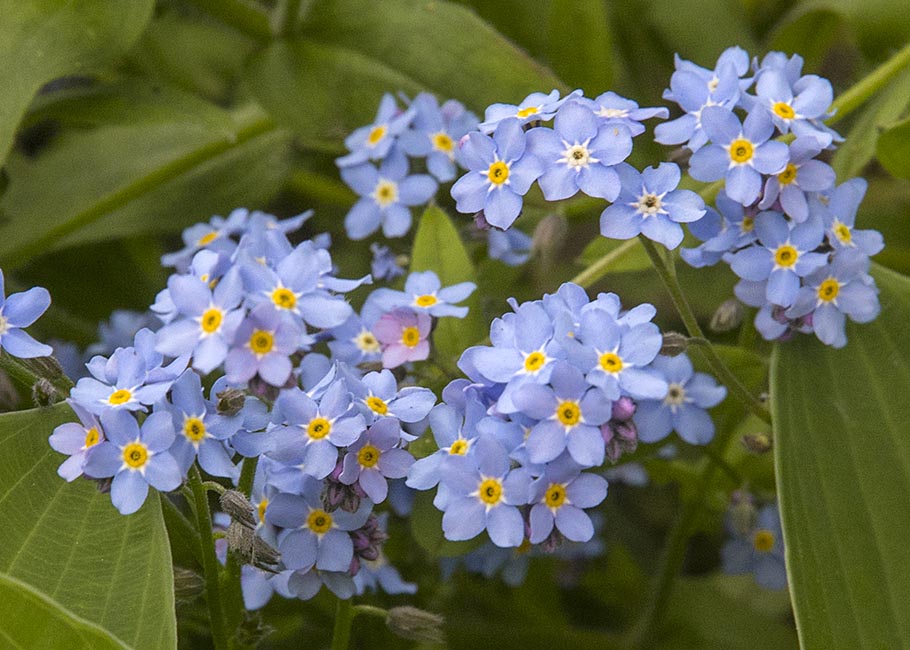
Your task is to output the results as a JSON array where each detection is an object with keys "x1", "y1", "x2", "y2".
[
  {"x1": 336, "y1": 93, "x2": 414, "y2": 167},
  {"x1": 224, "y1": 303, "x2": 303, "y2": 387},
  {"x1": 363, "y1": 270, "x2": 475, "y2": 320},
  {"x1": 581, "y1": 91, "x2": 669, "y2": 136},
  {"x1": 339, "y1": 418, "x2": 414, "y2": 503},
  {"x1": 759, "y1": 136, "x2": 835, "y2": 222},
  {"x1": 399, "y1": 93, "x2": 478, "y2": 182},
  {"x1": 811, "y1": 178, "x2": 884, "y2": 256},
  {"x1": 478, "y1": 89, "x2": 581, "y2": 133},
  {"x1": 49, "y1": 400, "x2": 106, "y2": 482},
  {"x1": 0, "y1": 270, "x2": 52, "y2": 359},
  {"x1": 450, "y1": 118, "x2": 544, "y2": 230},
  {"x1": 528, "y1": 454, "x2": 608, "y2": 544},
  {"x1": 722, "y1": 503, "x2": 787, "y2": 590}
]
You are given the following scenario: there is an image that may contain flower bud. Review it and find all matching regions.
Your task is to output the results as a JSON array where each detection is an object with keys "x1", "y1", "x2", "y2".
[
  {"x1": 659, "y1": 331, "x2": 688, "y2": 357},
  {"x1": 710, "y1": 298, "x2": 744, "y2": 333},
  {"x1": 31, "y1": 378, "x2": 58, "y2": 407},
  {"x1": 531, "y1": 213, "x2": 567, "y2": 260},
  {"x1": 741, "y1": 431, "x2": 772, "y2": 454},
  {"x1": 611, "y1": 396, "x2": 636, "y2": 422},
  {"x1": 216, "y1": 388, "x2": 247, "y2": 416},
  {"x1": 729, "y1": 490, "x2": 756, "y2": 536},
  {"x1": 386, "y1": 607, "x2": 445, "y2": 644},
  {"x1": 220, "y1": 490, "x2": 257, "y2": 529}
]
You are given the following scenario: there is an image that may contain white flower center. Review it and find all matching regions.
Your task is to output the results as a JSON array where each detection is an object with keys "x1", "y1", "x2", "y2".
[
  {"x1": 0, "y1": 314, "x2": 8, "y2": 336},
  {"x1": 560, "y1": 140, "x2": 597, "y2": 169},
  {"x1": 372, "y1": 180, "x2": 398, "y2": 207},
  {"x1": 597, "y1": 107, "x2": 629, "y2": 119},
  {"x1": 664, "y1": 383, "x2": 686, "y2": 408},
  {"x1": 633, "y1": 191, "x2": 667, "y2": 217}
]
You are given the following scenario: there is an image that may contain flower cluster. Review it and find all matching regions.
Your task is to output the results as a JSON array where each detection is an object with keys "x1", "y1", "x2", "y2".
[
  {"x1": 664, "y1": 49, "x2": 883, "y2": 348},
  {"x1": 406, "y1": 282, "x2": 726, "y2": 549},
  {"x1": 721, "y1": 493, "x2": 787, "y2": 590},
  {"x1": 47, "y1": 208, "x2": 454, "y2": 602}
]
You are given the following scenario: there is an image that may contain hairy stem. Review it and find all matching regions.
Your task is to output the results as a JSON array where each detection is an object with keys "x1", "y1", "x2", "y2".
[
  {"x1": 331, "y1": 598, "x2": 356, "y2": 650},
  {"x1": 828, "y1": 41, "x2": 910, "y2": 124}
]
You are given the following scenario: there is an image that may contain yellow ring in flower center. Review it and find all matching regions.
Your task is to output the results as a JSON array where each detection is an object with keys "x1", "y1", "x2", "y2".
[
  {"x1": 516, "y1": 106, "x2": 538, "y2": 118},
  {"x1": 355, "y1": 331, "x2": 380, "y2": 353},
  {"x1": 307, "y1": 509, "x2": 333, "y2": 534},
  {"x1": 778, "y1": 163, "x2": 798, "y2": 185},
  {"x1": 366, "y1": 396, "x2": 388, "y2": 415},
  {"x1": 197, "y1": 231, "x2": 218, "y2": 246},
  {"x1": 307, "y1": 417, "x2": 331, "y2": 440},
  {"x1": 84, "y1": 427, "x2": 100, "y2": 448},
  {"x1": 556, "y1": 401, "x2": 581, "y2": 427},
  {"x1": 272, "y1": 287, "x2": 297, "y2": 310},
  {"x1": 728, "y1": 138, "x2": 754, "y2": 164},
  {"x1": 774, "y1": 244, "x2": 798, "y2": 268},
  {"x1": 432, "y1": 132, "x2": 454, "y2": 153},
  {"x1": 200, "y1": 308, "x2": 223, "y2": 334},
  {"x1": 358, "y1": 443, "x2": 381, "y2": 468},
  {"x1": 817, "y1": 278, "x2": 840, "y2": 302},
  {"x1": 772, "y1": 101, "x2": 795, "y2": 120},
  {"x1": 401, "y1": 326, "x2": 421, "y2": 348},
  {"x1": 478, "y1": 477, "x2": 503, "y2": 505},
  {"x1": 249, "y1": 330, "x2": 274, "y2": 355},
  {"x1": 545, "y1": 483, "x2": 567, "y2": 509},
  {"x1": 524, "y1": 351, "x2": 546, "y2": 373},
  {"x1": 487, "y1": 161, "x2": 510, "y2": 185},
  {"x1": 109, "y1": 388, "x2": 132, "y2": 406},
  {"x1": 449, "y1": 439, "x2": 469, "y2": 455},
  {"x1": 257, "y1": 499, "x2": 268, "y2": 524},
  {"x1": 833, "y1": 222, "x2": 852, "y2": 244},
  {"x1": 183, "y1": 417, "x2": 206, "y2": 443},
  {"x1": 367, "y1": 124, "x2": 387, "y2": 146},
  {"x1": 122, "y1": 442, "x2": 149, "y2": 469},
  {"x1": 599, "y1": 352, "x2": 624, "y2": 374},
  {"x1": 415, "y1": 294, "x2": 437, "y2": 307},
  {"x1": 753, "y1": 529, "x2": 775, "y2": 553}
]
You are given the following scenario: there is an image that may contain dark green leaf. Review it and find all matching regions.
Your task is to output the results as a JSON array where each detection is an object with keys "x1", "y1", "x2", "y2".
[
  {"x1": 548, "y1": 0, "x2": 614, "y2": 92},
  {"x1": 410, "y1": 206, "x2": 484, "y2": 367},
  {"x1": 768, "y1": 8, "x2": 847, "y2": 74},
  {"x1": 0, "y1": 0, "x2": 154, "y2": 167},
  {"x1": 0, "y1": 403, "x2": 176, "y2": 649},
  {"x1": 772, "y1": 264, "x2": 910, "y2": 649},
  {"x1": 876, "y1": 115, "x2": 910, "y2": 180}
]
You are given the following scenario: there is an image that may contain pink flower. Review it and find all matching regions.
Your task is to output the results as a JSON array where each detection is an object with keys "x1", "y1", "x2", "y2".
[{"x1": 373, "y1": 308, "x2": 431, "y2": 368}]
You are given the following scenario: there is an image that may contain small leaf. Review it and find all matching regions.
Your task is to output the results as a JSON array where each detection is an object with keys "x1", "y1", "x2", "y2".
[
  {"x1": 410, "y1": 206, "x2": 484, "y2": 366},
  {"x1": 772, "y1": 264, "x2": 910, "y2": 649},
  {"x1": 0, "y1": 403, "x2": 177, "y2": 650},
  {"x1": 0, "y1": 0, "x2": 154, "y2": 167}
]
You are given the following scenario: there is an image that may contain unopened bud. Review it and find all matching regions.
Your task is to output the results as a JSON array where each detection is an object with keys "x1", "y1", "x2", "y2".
[
  {"x1": 216, "y1": 388, "x2": 247, "y2": 416},
  {"x1": 659, "y1": 332, "x2": 688, "y2": 357},
  {"x1": 32, "y1": 378, "x2": 58, "y2": 407},
  {"x1": 741, "y1": 431, "x2": 772, "y2": 454},
  {"x1": 710, "y1": 298, "x2": 744, "y2": 333},
  {"x1": 386, "y1": 607, "x2": 445, "y2": 644},
  {"x1": 225, "y1": 521, "x2": 280, "y2": 570},
  {"x1": 611, "y1": 396, "x2": 636, "y2": 422},
  {"x1": 531, "y1": 213, "x2": 567, "y2": 259},
  {"x1": 173, "y1": 567, "x2": 204, "y2": 603},
  {"x1": 729, "y1": 491, "x2": 756, "y2": 536},
  {"x1": 220, "y1": 490, "x2": 257, "y2": 529}
]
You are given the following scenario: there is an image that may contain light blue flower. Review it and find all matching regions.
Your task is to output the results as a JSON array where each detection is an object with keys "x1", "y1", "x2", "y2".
[
  {"x1": 339, "y1": 418, "x2": 414, "y2": 503},
  {"x1": 49, "y1": 400, "x2": 106, "y2": 482},
  {"x1": 399, "y1": 93, "x2": 478, "y2": 182},
  {"x1": 759, "y1": 136, "x2": 835, "y2": 222},
  {"x1": 160, "y1": 208, "x2": 248, "y2": 272},
  {"x1": 722, "y1": 503, "x2": 787, "y2": 590},
  {"x1": 528, "y1": 453, "x2": 608, "y2": 543},
  {"x1": 752, "y1": 66, "x2": 837, "y2": 146},
  {"x1": 580, "y1": 91, "x2": 668, "y2": 136},
  {"x1": 811, "y1": 178, "x2": 884, "y2": 256},
  {"x1": 0, "y1": 270, "x2": 52, "y2": 358},
  {"x1": 488, "y1": 227, "x2": 533, "y2": 266},
  {"x1": 364, "y1": 270, "x2": 475, "y2": 319},
  {"x1": 336, "y1": 93, "x2": 415, "y2": 167},
  {"x1": 478, "y1": 89, "x2": 581, "y2": 133},
  {"x1": 224, "y1": 304, "x2": 303, "y2": 387}
]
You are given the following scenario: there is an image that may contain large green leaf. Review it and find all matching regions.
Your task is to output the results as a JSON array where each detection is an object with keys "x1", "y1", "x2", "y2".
[
  {"x1": 0, "y1": 403, "x2": 177, "y2": 650},
  {"x1": 246, "y1": 0, "x2": 565, "y2": 145},
  {"x1": 772, "y1": 264, "x2": 910, "y2": 649},
  {"x1": 876, "y1": 116, "x2": 910, "y2": 180},
  {"x1": 0, "y1": 573, "x2": 128, "y2": 650},
  {"x1": 0, "y1": 81, "x2": 291, "y2": 269},
  {"x1": 0, "y1": 0, "x2": 154, "y2": 167},
  {"x1": 410, "y1": 206, "x2": 484, "y2": 368}
]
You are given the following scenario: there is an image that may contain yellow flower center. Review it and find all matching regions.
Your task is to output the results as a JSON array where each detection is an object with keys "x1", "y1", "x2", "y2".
[
  {"x1": 355, "y1": 330, "x2": 380, "y2": 353},
  {"x1": 197, "y1": 231, "x2": 218, "y2": 246},
  {"x1": 257, "y1": 499, "x2": 268, "y2": 524},
  {"x1": 358, "y1": 444, "x2": 381, "y2": 468},
  {"x1": 183, "y1": 417, "x2": 206, "y2": 443},
  {"x1": 122, "y1": 442, "x2": 149, "y2": 469},
  {"x1": 556, "y1": 401, "x2": 581, "y2": 427},
  {"x1": 271, "y1": 287, "x2": 297, "y2": 311},
  {"x1": 449, "y1": 439, "x2": 469, "y2": 455},
  {"x1": 741, "y1": 216, "x2": 755, "y2": 233},
  {"x1": 817, "y1": 278, "x2": 840, "y2": 303},
  {"x1": 753, "y1": 529, "x2": 775, "y2": 553},
  {"x1": 524, "y1": 351, "x2": 546, "y2": 373},
  {"x1": 487, "y1": 161, "x2": 510, "y2": 185},
  {"x1": 366, "y1": 396, "x2": 388, "y2": 416},
  {"x1": 305, "y1": 417, "x2": 330, "y2": 440},
  {"x1": 374, "y1": 180, "x2": 398, "y2": 207},
  {"x1": 249, "y1": 330, "x2": 274, "y2": 355},
  {"x1": 367, "y1": 124, "x2": 387, "y2": 146},
  {"x1": 401, "y1": 326, "x2": 421, "y2": 348},
  {"x1": 200, "y1": 308, "x2": 223, "y2": 334},
  {"x1": 599, "y1": 352, "x2": 624, "y2": 374},
  {"x1": 84, "y1": 427, "x2": 100, "y2": 448},
  {"x1": 432, "y1": 132, "x2": 454, "y2": 153},
  {"x1": 108, "y1": 388, "x2": 132, "y2": 406},
  {"x1": 728, "y1": 138, "x2": 754, "y2": 164},
  {"x1": 477, "y1": 477, "x2": 503, "y2": 506},
  {"x1": 516, "y1": 106, "x2": 538, "y2": 118},
  {"x1": 664, "y1": 383, "x2": 686, "y2": 407},
  {"x1": 778, "y1": 163, "x2": 798, "y2": 185},
  {"x1": 415, "y1": 294, "x2": 437, "y2": 307},
  {"x1": 774, "y1": 244, "x2": 798, "y2": 268},
  {"x1": 772, "y1": 101, "x2": 795, "y2": 120},
  {"x1": 833, "y1": 221, "x2": 852, "y2": 244},
  {"x1": 545, "y1": 483, "x2": 567, "y2": 509},
  {"x1": 307, "y1": 509, "x2": 333, "y2": 535}
]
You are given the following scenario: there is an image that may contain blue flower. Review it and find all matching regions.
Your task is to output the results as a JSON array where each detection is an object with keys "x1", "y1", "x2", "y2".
[
  {"x1": 406, "y1": 398, "x2": 484, "y2": 491},
  {"x1": 267, "y1": 380, "x2": 366, "y2": 479},
  {"x1": 160, "y1": 208, "x2": 248, "y2": 271},
  {"x1": 327, "y1": 315, "x2": 382, "y2": 366},
  {"x1": 526, "y1": 100, "x2": 632, "y2": 201},
  {"x1": 580, "y1": 91, "x2": 668, "y2": 136},
  {"x1": 369, "y1": 243, "x2": 405, "y2": 282},
  {"x1": 599, "y1": 162, "x2": 705, "y2": 249},
  {"x1": 722, "y1": 503, "x2": 787, "y2": 590},
  {"x1": 49, "y1": 400, "x2": 106, "y2": 482},
  {"x1": 82, "y1": 409, "x2": 183, "y2": 514},
  {"x1": 689, "y1": 106, "x2": 789, "y2": 206},
  {"x1": 728, "y1": 211, "x2": 828, "y2": 306},
  {"x1": 752, "y1": 66, "x2": 837, "y2": 146},
  {"x1": 478, "y1": 89, "x2": 581, "y2": 133},
  {"x1": 336, "y1": 93, "x2": 414, "y2": 167},
  {"x1": 398, "y1": 93, "x2": 478, "y2": 182},
  {"x1": 633, "y1": 354, "x2": 726, "y2": 445},
  {"x1": 785, "y1": 249, "x2": 880, "y2": 348},
  {"x1": 340, "y1": 149, "x2": 438, "y2": 239},
  {"x1": 811, "y1": 178, "x2": 884, "y2": 256},
  {"x1": 450, "y1": 118, "x2": 544, "y2": 230},
  {"x1": 488, "y1": 227, "x2": 533, "y2": 266},
  {"x1": 759, "y1": 136, "x2": 835, "y2": 222},
  {"x1": 364, "y1": 270, "x2": 475, "y2": 319},
  {"x1": 528, "y1": 454, "x2": 608, "y2": 543},
  {"x1": 512, "y1": 362, "x2": 613, "y2": 467},
  {"x1": 339, "y1": 418, "x2": 414, "y2": 503},
  {"x1": 343, "y1": 367, "x2": 436, "y2": 426},
  {"x1": 440, "y1": 435, "x2": 530, "y2": 547},
  {"x1": 0, "y1": 271, "x2": 52, "y2": 358},
  {"x1": 224, "y1": 304, "x2": 303, "y2": 387}
]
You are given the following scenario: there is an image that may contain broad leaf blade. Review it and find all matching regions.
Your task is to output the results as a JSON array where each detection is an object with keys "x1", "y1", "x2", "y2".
[
  {"x1": 772, "y1": 264, "x2": 910, "y2": 649},
  {"x1": 876, "y1": 116, "x2": 910, "y2": 180},
  {"x1": 0, "y1": 403, "x2": 177, "y2": 650},
  {"x1": 0, "y1": 0, "x2": 154, "y2": 167},
  {"x1": 0, "y1": 573, "x2": 128, "y2": 650}
]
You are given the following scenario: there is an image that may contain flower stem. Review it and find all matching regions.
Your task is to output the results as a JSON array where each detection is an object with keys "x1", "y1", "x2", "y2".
[
  {"x1": 221, "y1": 456, "x2": 260, "y2": 644},
  {"x1": 569, "y1": 239, "x2": 639, "y2": 288},
  {"x1": 188, "y1": 466, "x2": 231, "y2": 650},
  {"x1": 828, "y1": 41, "x2": 910, "y2": 124},
  {"x1": 638, "y1": 236, "x2": 771, "y2": 424},
  {"x1": 331, "y1": 598, "x2": 356, "y2": 650}
]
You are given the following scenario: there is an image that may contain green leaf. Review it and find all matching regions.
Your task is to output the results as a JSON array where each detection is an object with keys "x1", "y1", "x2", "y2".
[
  {"x1": 0, "y1": 0, "x2": 154, "y2": 167},
  {"x1": 648, "y1": 0, "x2": 757, "y2": 68},
  {"x1": 807, "y1": 0, "x2": 910, "y2": 59},
  {"x1": 0, "y1": 573, "x2": 128, "y2": 650},
  {"x1": 0, "y1": 81, "x2": 291, "y2": 269},
  {"x1": 246, "y1": 0, "x2": 565, "y2": 144},
  {"x1": 548, "y1": 0, "x2": 614, "y2": 92},
  {"x1": 768, "y1": 8, "x2": 847, "y2": 74},
  {"x1": 410, "y1": 206, "x2": 484, "y2": 366},
  {"x1": 876, "y1": 115, "x2": 910, "y2": 180},
  {"x1": 833, "y1": 68, "x2": 910, "y2": 180},
  {"x1": 772, "y1": 264, "x2": 910, "y2": 649},
  {"x1": 0, "y1": 403, "x2": 177, "y2": 650}
]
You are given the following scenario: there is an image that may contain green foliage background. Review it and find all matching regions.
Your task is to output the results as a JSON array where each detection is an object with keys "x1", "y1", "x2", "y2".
[{"x1": 2, "y1": 1, "x2": 910, "y2": 649}]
